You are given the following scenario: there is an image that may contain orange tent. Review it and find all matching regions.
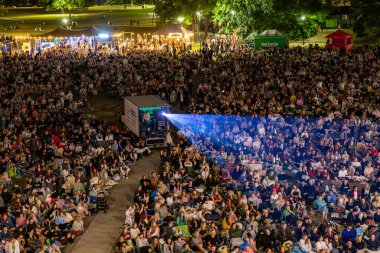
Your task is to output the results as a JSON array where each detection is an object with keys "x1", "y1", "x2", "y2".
[{"x1": 325, "y1": 29, "x2": 353, "y2": 53}]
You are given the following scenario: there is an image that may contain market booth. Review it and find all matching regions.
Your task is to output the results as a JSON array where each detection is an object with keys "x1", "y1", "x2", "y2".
[
  {"x1": 325, "y1": 29, "x2": 353, "y2": 53},
  {"x1": 152, "y1": 24, "x2": 193, "y2": 50},
  {"x1": 253, "y1": 29, "x2": 287, "y2": 50},
  {"x1": 30, "y1": 26, "x2": 128, "y2": 54}
]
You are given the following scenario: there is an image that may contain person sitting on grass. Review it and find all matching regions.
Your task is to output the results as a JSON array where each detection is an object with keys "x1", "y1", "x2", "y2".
[
  {"x1": 314, "y1": 195, "x2": 328, "y2": 220},
  {"x1": 341, "y1": 224, "x2": 356, "y2": 243}
]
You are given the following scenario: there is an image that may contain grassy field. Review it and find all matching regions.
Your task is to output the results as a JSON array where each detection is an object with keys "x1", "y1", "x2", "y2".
[
  {"x1": 289, "y1": 29, "x2": 335, "y2": 48},
  {"x1": 0, "y1": 5, "x2": 156, "y2": 36},
  {"x1": 289, "y1": 28, "x2": 380, "y2": 47}
]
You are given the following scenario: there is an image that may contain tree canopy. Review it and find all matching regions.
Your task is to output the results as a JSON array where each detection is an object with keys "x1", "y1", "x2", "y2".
[
  {"x1": 350, "y1": 0, "x2": 380, "y2": 37},
  {"x1": 151, "y1": 0, "x2": 379, "y2": 39},
  {"x1": 212, "y1": 0, "x2": 329, "y2": 40},
  {"x1": 153, "y1": 0, "x2": 216, "y2": 25},
  {"x1": 38, "y1": 0, "x2": 91, "y2": 11}
]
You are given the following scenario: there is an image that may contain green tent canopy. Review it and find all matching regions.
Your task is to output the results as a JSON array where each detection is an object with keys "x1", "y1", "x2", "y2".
[{"x1": 253, "y1": 29, "x2": 287, "y2": 50}]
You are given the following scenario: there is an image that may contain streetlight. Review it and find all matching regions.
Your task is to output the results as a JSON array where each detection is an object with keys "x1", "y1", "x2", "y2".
[
  {"x1": 62, "y1": 18, "x2": 68, "y2": 28},
  {"x1": 230, "y1": 10, "x2": 237, "y2": 46},
  {"x1": 196, "y1": 11, "x2": 202, "y2": 48},
  {"x1": 177, "y1": 16, "x2": 184, "y2": 26},
  {"x1": 300, "y1": 15, "x2": 306, "y2": 45}
]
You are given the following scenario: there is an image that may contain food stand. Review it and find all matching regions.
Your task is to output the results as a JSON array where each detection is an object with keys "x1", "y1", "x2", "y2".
[
  {"x1": 31, "y1": 26, "x2": 126, "y2": 54},
  {"x1": 152, "y1": 24, "x2": 193, "y2": 51},
  {"x1": 253, "y1": 29, "x2": 287, "y2": 50},
  {"x1": 325, "y1": 29, "x2": 353, "y2": 53}
]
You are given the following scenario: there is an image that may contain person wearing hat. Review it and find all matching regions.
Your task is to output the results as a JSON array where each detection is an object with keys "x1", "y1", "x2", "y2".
[{"x1": 277, "y1": 222, "x2": 293, "y2": 245}]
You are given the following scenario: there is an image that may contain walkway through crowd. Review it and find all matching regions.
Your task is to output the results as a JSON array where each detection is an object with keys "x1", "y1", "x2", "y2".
[{"x1": 67, "y1": 152, "x2": 161, "y2": 253}]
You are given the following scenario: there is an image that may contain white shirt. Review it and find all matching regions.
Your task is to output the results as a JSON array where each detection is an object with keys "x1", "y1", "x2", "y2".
[
  {"x1": 338, "y1": 169, "x2": 347, "y2": 178},
  {"x1": 203, "y1": 200, "x2": 214, "y2": 211},
  {"x1": 316, "y1": 241, "x2": 329, "y2": 251},
  {"x1": 130, "y1": 227, "x2": 140, "y2": 239},
  {"x1": 252, "y1": 140, "x2": 261, "y2": 149},
  {"x1": 166, "y1": 196, "x2": 173, "y2": 206},
  {"x1": 243, "y1": 136, "x2": 253, "y2": 147},
  {"x1": 299, "y1": 239, "x2": 312, "y2": 252},
  {"x1": 4, "y1": 239, "x2": 20, "y2": 253}
]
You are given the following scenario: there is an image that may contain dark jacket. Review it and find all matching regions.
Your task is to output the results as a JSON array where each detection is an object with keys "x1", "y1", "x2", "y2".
[
  {"x1": 367, "y1": 238, "x2": 380, "y2": 251},
  {"x1": 277, "y1": 227, "x2": 293, "y2": 242}
]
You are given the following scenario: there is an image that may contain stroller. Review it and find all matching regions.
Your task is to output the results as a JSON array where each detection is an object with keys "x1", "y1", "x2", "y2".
[{"x1": 96, "y1": 191, "x2": 108, "y2": 214}]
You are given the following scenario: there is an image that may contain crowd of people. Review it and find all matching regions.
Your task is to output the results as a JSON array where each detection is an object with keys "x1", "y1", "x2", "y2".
[
  {"x1": 0, "y1": 44, "x2": 379, "y2": 253},
  {"x1": 0, "y1": 51, "x2": 161, "y2": 252},
  {"x1": 115, "y1": 46, "x2": 380, "y2": 253},
  {"x1": 0, "y1": 34, "x2": 14, "y2": 43}
]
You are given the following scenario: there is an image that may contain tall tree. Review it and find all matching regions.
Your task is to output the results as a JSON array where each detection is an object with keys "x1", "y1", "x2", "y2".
[
  {"x1": 196, "y1": 0, "x2": 217, "y2": 39},
  {"x1": 38, "y1": 0, "x2": 53, "y2": 7},
  {"x1": 213, "y1": 0, "x2": 274, "y2": 36},
  {"x1": 153, "y1": 0, "x2": 216, "y2": 29},
  {"x1": 213, "y1": 0, "x2": 329, "y2": 40},
  {"x1": 153, "y1": 0, "x2": 182, "y2": 25},
  {"x1": 38, "y1": 0, "x2": 90, "y2": 11},
  {"x1": 350, "y1": 0, "x2": 380, "y2": 37}
]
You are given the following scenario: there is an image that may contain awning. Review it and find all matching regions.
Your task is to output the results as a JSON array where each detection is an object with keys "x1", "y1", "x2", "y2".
[
  {"x1": 326, "y1": 29, "x2": 352, "y2": 39},
  {"x1": 32, "y1": 27, "x2": 85, "y2": 38},
  {"x1": 152, "y1": 24, "x2": 192, "y2": 36}
]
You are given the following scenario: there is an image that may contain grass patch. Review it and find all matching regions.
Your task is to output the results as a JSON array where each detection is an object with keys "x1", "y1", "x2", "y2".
[
  {"x1": 89, "y1": 4, "x2": 154, "y2": 11},
  {"x1": 289, "y1": 28, "x2": 380, "y2": 47},
  {"x1": 0, "y1": 5, "x2": 156, "y2": 36}
]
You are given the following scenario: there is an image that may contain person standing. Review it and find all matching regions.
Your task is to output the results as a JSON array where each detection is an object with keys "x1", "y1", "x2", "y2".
[{"x1": 179, "y1": 90, "x2": 184, "y2": 111}]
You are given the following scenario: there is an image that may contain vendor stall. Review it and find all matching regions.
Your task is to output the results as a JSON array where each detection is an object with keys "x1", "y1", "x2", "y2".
[
  {"x1": 152, "y1": 24, "x2": 193, "y2": 51},
  {"x1": 253, "y1": 30, "x2": 287, "y2": 50},
  {"x1": 31, "y1": 26, "x2": 126, "y2": 54},
  {"x1": 325, "y1": 29, "x2": 353, "y2": 53}
]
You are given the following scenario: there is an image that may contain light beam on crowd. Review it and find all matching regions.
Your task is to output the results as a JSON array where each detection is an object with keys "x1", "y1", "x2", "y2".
[
  {"x1": 163, "y1": 113, "x2": 265, "y2": 164},
  {"x1": 164, "y1": 113, "x2": 223, "y2": 142},
  {"x1": 162, "y1": 113, "x2": 345, "y2": 168}
]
